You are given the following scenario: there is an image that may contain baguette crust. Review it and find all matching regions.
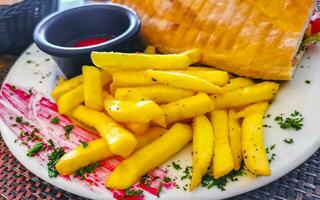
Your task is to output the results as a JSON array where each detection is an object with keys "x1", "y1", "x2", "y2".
[{"x1": 114, "y1": 0, "x2": 315, "y2": 80}]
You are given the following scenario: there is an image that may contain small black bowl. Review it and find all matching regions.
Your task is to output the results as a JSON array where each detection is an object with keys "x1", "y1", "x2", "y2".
[{"x1": 34, "y1": 3, "x2": 141, "y2": 78}]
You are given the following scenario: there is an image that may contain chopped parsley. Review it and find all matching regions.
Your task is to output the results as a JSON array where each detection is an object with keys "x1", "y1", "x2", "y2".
[
  {"x1": 16, "y1": 116, "x2": 23, "y2": 123},
  {"x1": 305, "y1": 80, "x2": 311, "y2": 84},
  {"x1": 274, "y1": 111, "x2": 303, "y2": 130},
  {"x1": 123, "y1": 188, "x2": 143, "y2": 199},
  {"x1": 74, "y1": 163, "x2": 99, "y2": 179},
  {"x1": 157, "y1": 182, "x2": 163, "y2": 197},
  {"x1": 27, "y1": 142, "x2": 44, "y2": 157},
  {"x1": 79, "y1": 140, "x2": 88, "y2": 148},
  {"x1": 26, "y1": 60, "x2": 33, "y2": 64},
  {"x1": 283, "y1": 138, "x2": 294, "y2": 144},
  {"x1": 48, "y1": 139, "x2": 55, "y2": 149},
  {"x1": 47, "y1": 147, "x2": 65, "y2": 178},
  {"x1": 163, "y1": 176, "x2": 171, "y2": 183},
  {"x1": 266, "y1": 144, "x2": 276, "y2": 163},
  {"x1": 201, "y1": 165, "x2": 246, "y2": 191},
  {"x1": 50, "y1": 117, "x2": 60, "y2": 124},
  {"x1": 45, "y1": 58, "x2": 50, "y2": 62},
  {"x1": 265, "y1": 113, "x2": 271, "y2": 118},
  {"x1": 172, "y1": 161, "x2": 182, "y2": 170},
  {"x1": 181, "y1": 166, "x2": 192, "y2": 180},
  {"x1": 63, "y1": 125, "x2": 74, "y2": 139},
  {"x1": 263, "y1": 124, "x2": 271, "y2": 128},
  {"x1": 151, "y1": 78, "x2": 157, "y2": 82}
]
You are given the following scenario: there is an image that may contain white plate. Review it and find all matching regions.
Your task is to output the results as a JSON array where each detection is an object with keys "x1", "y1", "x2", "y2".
[{"x1": 0, "y1": 44, "x2": 319, "y2": 200}]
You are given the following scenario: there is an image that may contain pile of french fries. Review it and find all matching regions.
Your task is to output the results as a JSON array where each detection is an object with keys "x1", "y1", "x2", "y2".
[{"x1": 52, "y1": 46, "x2": 279, "y2": 191}]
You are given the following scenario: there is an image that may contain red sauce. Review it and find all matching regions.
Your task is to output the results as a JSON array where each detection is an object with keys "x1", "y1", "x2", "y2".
[{"x1": 72, "y1": 36, "x2": 113, "y2": 47}]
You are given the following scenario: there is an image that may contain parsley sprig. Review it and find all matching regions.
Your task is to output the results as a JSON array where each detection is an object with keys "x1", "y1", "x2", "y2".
[
  {"x1": 27, "y1": 142, "x2": 44, "y2": 157},
  {"x1": 74, "y1": 163, "x2": 99, "y2": 179},
  {"x1": 274, "y1": 111, "x2": 303, "y2": 130}
]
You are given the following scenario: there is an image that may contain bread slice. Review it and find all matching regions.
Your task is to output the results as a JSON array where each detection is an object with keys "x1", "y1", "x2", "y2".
[{"x1": 114, "y1": 0, "x2": 315, "y2": 80}]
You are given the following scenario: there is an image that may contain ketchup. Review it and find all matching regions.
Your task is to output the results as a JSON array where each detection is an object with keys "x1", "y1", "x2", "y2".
[
  {"x1": 72, "y1": 36, "x2": 113, "y2": 47},
  {"x1": 311, "y1": 18, "x2": 320, "y2": 35}
]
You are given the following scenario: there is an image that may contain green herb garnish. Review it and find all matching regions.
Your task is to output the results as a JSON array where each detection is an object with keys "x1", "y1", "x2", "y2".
[
  {"x1": 172, "y1": 161, "x2": 182, "y2": 170},
  {"x1": 299, "y1": 33, "x2": 320, "y2": 53},
  {"x1": 50, "y1": 117, "x2": 60, "y2": 124},
  {"x1": 181, "y1": 166, "x2": 192, "y2": 180},
  {"x1": 27, "y1": 142, "x2": 44, "y2": 157},
  {"x1": 201, "y1": 165, "x2": 246, "y2": 191},
  {"x1": 163, "y1": 176, "x2": 171, "y2": 183},
  {"x1": 74, "y1": 163, "x2": 99, "y2": 179},
  {"x1": 26, "y1": 60, "x2": 32, "y2": 64},
  {"x1": 64, "y1": 125, "x2": 74, "y2": 139},
  {"x1": 48, "y1": 139, "x2": 55, "y2": 149},
  {"x1": 157, "y1": 182, "x2": 163, "y2": 197},
  {"x1": 47, "y1": 147, "x2": 65, "y2": 178},
  {"x1": 274, "y1": 111, "x2": 303, "y2": 130},
  {"x1": 305, "y1": 80, "x2": 311, "y2": 84},
  {"x1": 16, "y1": 116, "x2": 23, "y2": 123},
  {"x1": 283, "y1": 138, "x2": 294, "y2": 144},
  {"x1": 123, "y1": 188, "x2": 143, "y2": 199},
  {"x1": 79, "y1": 140, "x2": 88, "y2": 148}
]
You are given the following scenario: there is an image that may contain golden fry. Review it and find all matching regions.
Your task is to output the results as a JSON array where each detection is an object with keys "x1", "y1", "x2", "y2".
[
  {"x1": 235, "y1": 101, "x2": 269, "y2": 118},
  {"x1": 181, "y1": 49, "x2": 202, "y2": 64},
  {"x1": 190, "y1": 115, "x2": 214, "y2": 191},
  {"x1": 124, "y1": 122, "x2": 150, "y2": 135},
  {"x1": 83, "y1": 66, "x2": 104, "y2": 111},
  {"x1": 112, "y1": 71, "x2": 155, "y2": 87},
  {"x1": 223, "y1": 77, "x2": 255, "y2": 91},
  {"x1": 91, "y1": 51, "x2": 191, "y2": 70},
  {"x1": 146, "y1": 70, "x2": 223, "y2": 94},
  {"x1": 58, "y1": 84, "x2": 84, "y2": 115},
  {"x1": 242, "y1": 113, "x2": 271, "y2": 176},
  {"x1": 135, "y1": 127, "x2": 167, "y2": 149},
  {"x1": 174, "y1": 70, "x2": 229, "y2": 86},
  {"x1": 211, "y1": 110, "x2": 234, "y2": 179},
  {"x1": 51, "y1": 75, "x2": 82, "y2": 101},
  {"x1": 228, "y1": 109, "x2": 242, "y2": 170},
  {"x1": 105, "y1": 123, "x2": 192, "y2": 189},
  {"x1": 161, "y1": 93, "x2": 215, "y2": 124},
  {"x1": 115, "y1": 85, "x2": 195, "y2": 104},
  {"x1": 212, "y1": 82, "x2": 279, "y2": 109},
  {"x1": 72, "y1": 105, "x2": 137, "y2": 157}
]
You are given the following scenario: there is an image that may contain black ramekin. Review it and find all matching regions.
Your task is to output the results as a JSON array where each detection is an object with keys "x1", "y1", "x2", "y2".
[{"x1": 34, "y1": 3, "x2": 141, "y2": 78}]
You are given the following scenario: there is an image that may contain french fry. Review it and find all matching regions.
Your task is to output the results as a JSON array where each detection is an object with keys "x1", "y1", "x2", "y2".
[
  {"x1": 144, "y1": 45, "x2": 156, "y2": 54},
  {"x1": 242, "y1": 113, "x2": 271, "y2": 176},
  {"x1": 235, "y1": 102, "x2": 269, "y2": 118},
  {"x1": 211, "y1": 110, "x2": 234, "y2": 179},
  {"x1": 56, "y1": 139, "x2": 113, "y2": 175},
  {"x1": 181, "y1": 49, "x2": 201, "y2": 64},
  {"x1": 135, "y1": 127, "x2": 167, "y2": 149},
  {"x1": 212, "y1": 82, "x2": 279, "y2": 109},
  {"x1": 115, "y1": 85, "x2": 195, "y2": 104},
  {"x1": 67, "y1": 115, "x2": 98, "y2": 135},
  {"x1": 91, "y1": 51, "x2": 191, "y2": 70},
  {"x1": 83, "y1": 66, "x2": 104, "y2": 111},
  {"x1": 112, "y1": 71, "x2": 155, "y2": 87},
  {"x1": 145, "y1": 70, "x2": 223, "y2": 94},
  {"x1": 56, "y1": 127, "x2": 167, "y2": 175},
  {"x1": 72, "y1": 105, "x2": 137, "y2": 157},
  {"x1": 102, "y1": 70, "x2": 112, "y2": 85},
  {"x1": 161, "y1": 93, "x2": 215, "y2": 124},
  {"x1": 58, "y1": 84, "x2": 84, "y2": 115},
  {"x1": 190, "y1": 115, "x2": 214, "y2": 191},
  {"x1": 187, "y1": 66, "x2": 217, "y2": 71},
  {"x1": 228, "y1": 109, "x2": 242, "y2": 170},
  {"x1": 105, "y1": 99, "x2": 165, "y2": 126},
  {"x1": 174, "y1": 70, "x2": 229, "y2": 86},
  {"x1": 124, "y1": 122, "x2": 150, "y2": 135},
  {"x1": 223, "y1": 78, "x2": 255, "y2": 91},
  {"x1": 51, "y1": 75, "x2": 82, "y2": 101},
  {"x1": 105, "y1": 123, "x2": 192, "y2": 189}
]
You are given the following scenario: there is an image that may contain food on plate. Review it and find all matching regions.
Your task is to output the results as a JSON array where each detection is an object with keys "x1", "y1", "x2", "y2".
[
  {"x1": 190, "y1": 115, "x2": 214, "y2": 191},
  {"x1": 115, "y1": 85, "x2": 195, "y2": 104},
  {"x1": 82, "y1": 66, "x2": 104, "y2": 111},
  {"x1": 223, "y1": 78, "x2": 255, "y2": 91},
  {"x1": 161, "y1": 93, "x2": 215, "y2": 124},
  {"x1": 56, "y1": 139, "x2": 113, "y2": 175},
  {"x1": 57, "y1": 84, "x2": 84, "y2": 114},
  {"x1": 212, "y1": 82, "x2": 279, "y2": 109},
  {"x1": 228, "y1": 109, "x2": 243, "y2": 170},
  {"x1": 91, "y1": 51, "x2": 196, "y2": 70},
  {"x1": 113, "y1": 0, "x2": 314, "y2": 80},
  {"x1": 51, "y1": 75, "x2": 82, "y2": 101},
  {"x1": 242, "y1": 112, "x2": 271, "y2": 176},
  {"x1": 124, "y1": 122, "x2": 150, "y2": 135},
  {"x1": 49, "y1": 48, "x2": 280, "y2": 193},
  {"x1": 72, "y1": 105, "x2": 137, "y2": 157},
  {"x1": 105, "y1": 123, "x2": 192, "y2": 189},
  {"x1": 211, "y1": 110, "x2": 234, "y2": 179},
  {"x1": 145, "y1": 70, "x2": 224, "y2": 93},
  {"x1": 144, "y1": 45, "x2": 156, "y2": 54},
  {"x1": 235, "y1": 102, "x2": 269, "y2": 118},
  {"x1": 105, "y1": 99, "x2": 165, "y2": 126}
]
